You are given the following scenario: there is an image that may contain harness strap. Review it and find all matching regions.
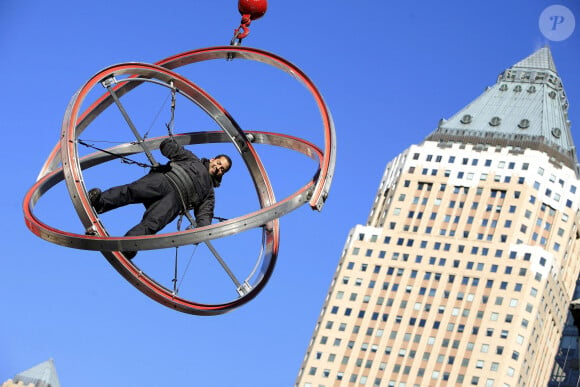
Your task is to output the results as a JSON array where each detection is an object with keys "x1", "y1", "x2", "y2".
[
  {"x1": 164, "y1": 163, "x2": 199, "y2": 208},
  {"x1": 164, "y1": 172, "x2": 197, "y2": 228}
]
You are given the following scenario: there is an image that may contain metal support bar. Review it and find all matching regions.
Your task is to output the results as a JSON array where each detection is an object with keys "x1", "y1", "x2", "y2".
[
  {"x1": 204, "y1": 240, "x2": 241, "y2": 289},
  {"x1": 103, "y1": 77, "x2": 159, "y2": 167}
]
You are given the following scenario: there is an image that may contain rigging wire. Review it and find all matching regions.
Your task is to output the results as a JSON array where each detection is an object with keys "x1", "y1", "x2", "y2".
[
  {"x1": 175, "y1": 243, "x2": 198, "y2": 295},
  {"x1": 165, "y1": 81, "x2": 177, "y2": 137},
  {"x1": 172, "y1": 213, "x2": 197, "y2": 295},
  {"x1": 172, "y1": 214, "x2": 183, "y2": 294},
  {"x1": 143, "y1": 87, "x2": 173, "y2": 140},
  {"x1": 77, "y1": 139, "x2": 152, "y2": 168}
]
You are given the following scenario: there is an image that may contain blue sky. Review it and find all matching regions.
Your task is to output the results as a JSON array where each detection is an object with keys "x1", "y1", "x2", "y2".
[{"x1": 1, "y1": 1, "x2": 579, "y2": 386}]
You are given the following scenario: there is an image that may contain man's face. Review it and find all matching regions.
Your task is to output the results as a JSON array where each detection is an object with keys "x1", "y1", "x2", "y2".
[{"x1": 208, "y1": 157, "x2": 230, "y2": 177}]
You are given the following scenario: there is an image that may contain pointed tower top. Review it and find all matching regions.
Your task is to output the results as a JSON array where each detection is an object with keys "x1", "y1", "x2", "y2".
[
  {"x1": 13, "y1": 358, "x2": 61, "y2": 387},
  {"x1": 428, "y1": 46, "x2": 576, "y2": 170},
  {"x1": 512, "y1": 46, "x2": 558, "y2": 74}
]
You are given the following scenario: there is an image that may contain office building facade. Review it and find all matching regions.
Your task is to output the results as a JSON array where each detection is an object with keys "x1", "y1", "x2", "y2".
[{"x1": 296, "y1": 47, "x2": 580, "y2": 386}]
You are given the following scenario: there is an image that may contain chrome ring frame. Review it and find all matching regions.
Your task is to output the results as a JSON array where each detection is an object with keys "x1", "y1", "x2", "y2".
[{"x1": 23, "y1": 46, "x2": 336, "y2": 315}]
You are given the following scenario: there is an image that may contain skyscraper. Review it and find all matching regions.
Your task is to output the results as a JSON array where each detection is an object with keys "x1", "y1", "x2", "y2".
[{"x1": 295, "y1": 47, "x2": 580, "y2": 387}]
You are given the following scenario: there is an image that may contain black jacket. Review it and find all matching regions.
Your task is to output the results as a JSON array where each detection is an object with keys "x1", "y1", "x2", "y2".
[{"x1": 160, "y1": 138, "x2": 216, "y2": 227}]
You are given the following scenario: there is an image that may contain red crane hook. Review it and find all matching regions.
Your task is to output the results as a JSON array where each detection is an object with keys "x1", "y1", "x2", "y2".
[{"x1": 231, "y1": 0, "x2": 268, "y2": 44}]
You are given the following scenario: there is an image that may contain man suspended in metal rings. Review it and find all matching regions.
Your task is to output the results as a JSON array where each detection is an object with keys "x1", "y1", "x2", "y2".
[
  {"x1": 22, "y1": 0, "x2": 336, "y2": 314},
  {"x1": 88, "y1": 137, "x2": 232, "y2": 259}
]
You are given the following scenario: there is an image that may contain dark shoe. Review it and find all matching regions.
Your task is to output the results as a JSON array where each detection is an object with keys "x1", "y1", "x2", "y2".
[
  {"x1": 88, "y1": 188, "x2": 103, "y2": 212},
  {"x1": 122, "y1": 251, "x2": 137, "y2": 260}
]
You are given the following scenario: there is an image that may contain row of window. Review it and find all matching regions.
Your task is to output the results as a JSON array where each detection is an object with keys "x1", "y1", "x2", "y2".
[
  {"x1": 338, "y1": 273, "x2": 541, "y2": 300},
  {"x1": 342, "y1": 273, "x2": 530, "y2": 292},
  {"x1": 409, "y1": 168, "x2": 576, "y2": 207},
  {"x1": 333, "y1": 291, "x2": 533, "y2": 317},
  {"x1": 348, "y1": 254, "x2": 544, "y2": 272},
  {"x1": 410, "y1": 152, "x2": 578, "y2": 195},
  {"x1": 316, "y1": 328, "x2": 526, "y2": 359},
  {"x1": 409, "y1": 166, "x2": 525, "y2": 185},
  {"x1": 339, "y1": 279, "x2": 538, "y2": 301},
  {"x1": 306, "y1": 366, "x2": 508, "y2": 386},
  {"x1": 348, "y1": 260, "x2": 530, "y2": 273},
  {"x1": 402, "y1": 180, "x2": 574, "y2": 212},
  {"x1": 329, "y1": 303, "x2": 528, "y2": 329},
  {"x1": 349, "y1": 248, "x2": 549, "y2": 275},
  {"x1": 366, "y1": 203, "x2": 566, "y2": 245},
  {"x1": 400, "y1": 182, "x2": 573, "y2": 213},
  {"x1": 372, "y1": 229, "x2": 559, "y2": 250},
  {"x1": 398, "y1": 180, "x2": 574, "y2": 213},
  {"x1": 357, "y1": 228, "x2": 564, "y2": 255}
]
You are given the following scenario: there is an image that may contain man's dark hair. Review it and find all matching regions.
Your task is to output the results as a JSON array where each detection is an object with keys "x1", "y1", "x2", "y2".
[{"x1": 215, "y1": 154, "x2": 232, "y2": 173}]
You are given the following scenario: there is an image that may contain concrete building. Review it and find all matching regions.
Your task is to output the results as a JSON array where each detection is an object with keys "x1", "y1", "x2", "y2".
[{"x1": 296, "y1": 47, "x2": 580, "y2": 386}]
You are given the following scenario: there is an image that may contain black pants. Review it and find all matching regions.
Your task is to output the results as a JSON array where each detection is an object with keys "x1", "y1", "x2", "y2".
[{"x1": 99, "y1": 172, "x2": 182, "y2": 236}]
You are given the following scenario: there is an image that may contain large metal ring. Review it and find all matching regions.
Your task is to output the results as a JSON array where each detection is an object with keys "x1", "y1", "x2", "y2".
[{"x1": 23, "y1": 46, "x2": 336, "y2": 315}]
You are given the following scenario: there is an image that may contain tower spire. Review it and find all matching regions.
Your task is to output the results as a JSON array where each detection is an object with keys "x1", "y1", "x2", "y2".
[
  {"x1": 429, "y1": 46, "x2": 576, "y2": 170},
  {"x1": 12, "y1": 358, "x2": 61, "y2": 387},
  {"x1": 512, "y1": 46, "x2": 558, "y2": 74}
]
